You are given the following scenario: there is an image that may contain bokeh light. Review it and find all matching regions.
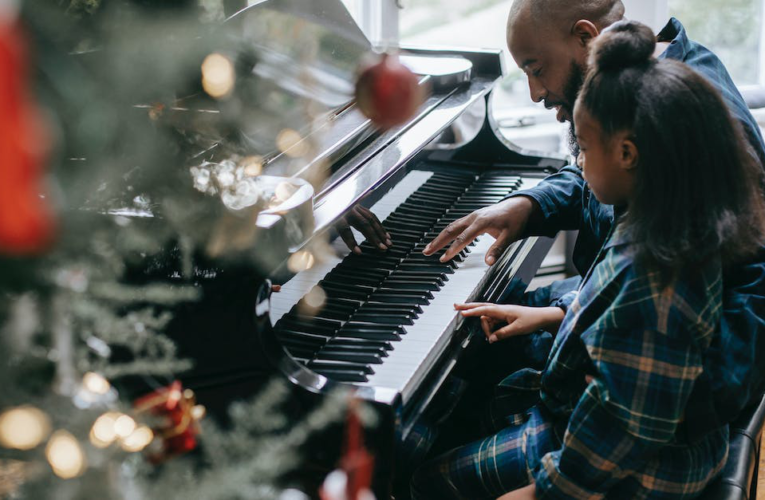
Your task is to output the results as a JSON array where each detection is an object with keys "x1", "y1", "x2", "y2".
[
  {"x1": 201, "y1": 53, "x2": 235, "y2": 99},
  {"x1": 287, "y1": 251, "x2": 315, "y2": 273},
  {"x1": 0, "y1": 406, "x2": 51, "y2": 450},
  {"x1": 46, "y1": 431, "x2": 86, "y2": 479}
]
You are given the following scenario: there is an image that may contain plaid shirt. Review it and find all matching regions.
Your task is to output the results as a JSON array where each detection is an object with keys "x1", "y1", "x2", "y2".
[{"x1": 533, "y1": 225, "x2": 729, "y2": 498}]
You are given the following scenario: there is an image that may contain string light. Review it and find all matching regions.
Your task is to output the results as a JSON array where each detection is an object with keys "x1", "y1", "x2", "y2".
[
  {"x1": 276, "y1": 128, "x2": 310, "y2": 158},
  {"x1": 201, "y1": 53, "x2": 235, "y2": 99},
  {"x1": 287, "y1": 251, "x2": 315, "y2": 273},
  {"x1": 119, "y1": 425, "x2": 154, "y2": 453},
  {"x1": 113, "y1": 414, "x2": 136, "y2": 439},
  {"x1": 241, "y1": 156, "x2": 263, "y2": 177},
  {"x1": 191, "y1": 405, "x2": 206, "y2": 421},
  {"x1": 82, "y1": 372, "x2": 110, "y2": 395},
  {"x1": 46, "y1": 431, "x2": 86, "y2": 479},
  {"x1": 0, "y1": 406, "x2": 51, "y2": 450},
  {"x1": 89, "y1": 412, "x2": 120, "y2": 448}
]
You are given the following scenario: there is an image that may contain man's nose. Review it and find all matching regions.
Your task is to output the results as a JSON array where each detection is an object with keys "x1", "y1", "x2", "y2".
[{"x1": 528, "y1": 77, "x2": 547, "y2": 103}]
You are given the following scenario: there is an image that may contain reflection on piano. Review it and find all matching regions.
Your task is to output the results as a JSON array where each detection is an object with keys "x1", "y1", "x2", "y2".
[{"x1": 134, "y1": 0, "x2": 568, "y2": 496}]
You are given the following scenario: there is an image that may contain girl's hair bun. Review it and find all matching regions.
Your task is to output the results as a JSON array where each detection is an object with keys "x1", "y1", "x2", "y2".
[{"x1": 590, "y1": 20, "x2": 656, "y2": 72}]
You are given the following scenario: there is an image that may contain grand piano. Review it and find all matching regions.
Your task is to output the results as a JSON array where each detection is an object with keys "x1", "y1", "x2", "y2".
[{"x1": 135, "y1": 0, "x2": 568, "y2": 494}]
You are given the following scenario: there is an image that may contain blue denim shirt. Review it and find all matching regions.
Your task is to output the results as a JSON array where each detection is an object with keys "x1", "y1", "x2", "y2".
[{"x1": 512, "y1": 18, "x2": 765, "y2": 425}]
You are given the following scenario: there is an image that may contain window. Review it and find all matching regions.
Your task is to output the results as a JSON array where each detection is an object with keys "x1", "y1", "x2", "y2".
[
  {"x1": 668, "y1": 0, "x2": 763, "y2": 86},
  {"x1": 400, "y1": 0, "x2": 570, "y2": 156}
]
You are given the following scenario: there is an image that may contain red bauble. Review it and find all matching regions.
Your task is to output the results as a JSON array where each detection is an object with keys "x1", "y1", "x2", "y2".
[
  {"x1": 0, "y1": 19, "x2": 54, "y2": 255},
  {"x1": 355, "y1": 53, "x2": 425, "y2": 130},
  {"x1": 133, "y1": 381, "x2": 203, "y2": 462}
]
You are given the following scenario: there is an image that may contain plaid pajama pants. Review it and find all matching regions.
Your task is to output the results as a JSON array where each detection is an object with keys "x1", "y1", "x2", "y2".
[{"x1": 410, "y1": 403, "x2": 562, "y2": 500}]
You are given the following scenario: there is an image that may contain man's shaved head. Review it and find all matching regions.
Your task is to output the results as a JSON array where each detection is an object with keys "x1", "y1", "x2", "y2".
[
  {"x1": 506, "y1": 0, "x2": 626, "y2": 153},
  {"x1": 509, "y1": 0, "x2": 625, "y2": 35}
]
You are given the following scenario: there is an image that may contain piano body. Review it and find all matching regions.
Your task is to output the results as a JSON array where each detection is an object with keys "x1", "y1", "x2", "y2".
[{"x1": 126, "y1": 0, "x2": 568, "y2": 494}]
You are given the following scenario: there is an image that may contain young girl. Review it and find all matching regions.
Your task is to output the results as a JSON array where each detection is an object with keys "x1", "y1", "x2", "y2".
[{"x1": 411, "y1": 20, "x2": 765, "y2": 499}]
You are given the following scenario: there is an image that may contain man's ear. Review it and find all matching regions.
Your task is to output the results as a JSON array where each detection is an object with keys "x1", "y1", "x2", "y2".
[
  {"x1": 619, "y1": 139, "x2": 639, "y2": 170},
  {"x1": 572, "y1": 20, "x2": 599, "y2": 47}
]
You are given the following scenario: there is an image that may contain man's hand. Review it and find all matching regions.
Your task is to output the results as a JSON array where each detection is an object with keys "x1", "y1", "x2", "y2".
[
  {"x1": 336, "y1": 205, "x2": 391, "y2": 254},
  {"x1": 455, "y1": 303, "x2": 565, "y2": 343},
  {"x1": 422, "y1": 196, "x2": 537, "y2": 266},
  {"x1": 497, "y1": 484, "x2": 536, "y2": 500}
]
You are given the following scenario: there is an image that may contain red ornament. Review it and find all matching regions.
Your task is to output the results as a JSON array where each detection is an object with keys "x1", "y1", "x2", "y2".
[
  {"x1": 133, "y1": 381, "x2": 205, "y2": 462},
  {"x1": 320, "y1": 399, "x2": 375, "y2": 500},
  {"x1": 0, "y1": 17, "x2": 54, "y2": 255},
  {"x1": 355, "y1": 52, "x2": 426, "y2": 130}
]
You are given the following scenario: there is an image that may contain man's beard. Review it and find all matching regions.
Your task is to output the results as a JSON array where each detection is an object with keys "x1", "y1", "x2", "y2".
[{"x1": 562, "y1": 60, "x2": 585, "y2": 158}]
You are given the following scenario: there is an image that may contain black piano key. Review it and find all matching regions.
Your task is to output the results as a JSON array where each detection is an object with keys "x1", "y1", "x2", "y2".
[
  {"x1": 352, "y1": 313, "x2": 414, "y2": 326},
  {"x1": 368, "y1": 293, "x2": 430, "y2": 306},
  {"x1": 279, "y1": 322, "x2": 338, "y2": 338},
  {"x1": 319, "y1": 344, "x2": 388, "y2": 357},
  {"x1": 326, "y1": 337, "x2": 393, "y2": 351},
  {"x1": 281, "y1": 315, "x2": 343, "y2": 330},
  {"x1": 327, "y1": 269, "x2": 389, "y2": 282},
  {"x1": 320, "y1": 274, "x2": 380, "y2": 287},
  {"x1": 380, "y1": 279, "x2": 441, "y2": 291},
  {"x1": 278, "y1": 329, "x2": 329, "y2": 344},
  {"x1": 337, "y1": 326, "x2": 402, "y2": 341},
  {"x1": 312, "y1": 351, "x2": 382, "y2": 366},
  {"x1": 375, "y1": 288, "x2": 434, "y2": 300},
  {"x1": 382, "y1": 277, "x2": 447, "y2": 287},
  {"x1": 398, "y1": 263, "x2": 455, "y2": 274},
  {"x1": 316, "y1": 284, "x2": 373, "y2": 301},
  {"x1": 311, "y1": 368, "x2": 368, "y2": 383},
  {"x1": 357, "y1": 302, "x2": 422, "y2": 316},
  {"x1": 308, "y1": 359, "x2": 377, "y2": 372},
  {"x1": 405, "y1": 256, "x2": 460, "y2": 268}
]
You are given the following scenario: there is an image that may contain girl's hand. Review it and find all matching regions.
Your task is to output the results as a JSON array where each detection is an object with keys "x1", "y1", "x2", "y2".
[
  {"x1": 455, "y1": 303, "x2": 565, "y2": 343},
  {"x1": 497, "y1": 484, "x2": 536, "y2": 500}
]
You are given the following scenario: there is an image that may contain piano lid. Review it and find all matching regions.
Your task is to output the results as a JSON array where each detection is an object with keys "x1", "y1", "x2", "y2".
[{"x1": 220, "y1": 0, "x2": 372, "y2": 163}]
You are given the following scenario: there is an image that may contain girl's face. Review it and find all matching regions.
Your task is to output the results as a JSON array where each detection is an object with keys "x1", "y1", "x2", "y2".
[{"x1": 573, "y1": 105, "x2": 637, "y2": 206}]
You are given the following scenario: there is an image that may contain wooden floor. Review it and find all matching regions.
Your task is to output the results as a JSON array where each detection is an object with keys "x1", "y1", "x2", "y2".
[{"x1": 758, "y1": 438, "x2": 765, "y2": 500}]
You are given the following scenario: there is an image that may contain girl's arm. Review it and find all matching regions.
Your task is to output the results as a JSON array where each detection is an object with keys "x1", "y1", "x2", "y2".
[{"x1": 455, "y1": 303, "x2": 565, "y2": 343}]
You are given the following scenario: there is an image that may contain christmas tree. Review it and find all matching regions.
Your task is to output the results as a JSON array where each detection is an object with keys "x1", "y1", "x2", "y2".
[{"x1": 0, "y1": 1, "x2": 373, "y2": 497}]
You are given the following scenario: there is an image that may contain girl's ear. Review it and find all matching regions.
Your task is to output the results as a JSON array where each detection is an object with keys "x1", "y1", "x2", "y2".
[{"x1": 619, "y1": 138, "x2": 639, "y2": 171}]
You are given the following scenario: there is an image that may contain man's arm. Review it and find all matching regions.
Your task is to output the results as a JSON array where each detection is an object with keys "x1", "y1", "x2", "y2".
[
  {"x1": 424, "y1": 165, "x2": 587, "y2": 265},
  {"x1": 507, "y1": 165, "x2": 587, "y2": 237}
]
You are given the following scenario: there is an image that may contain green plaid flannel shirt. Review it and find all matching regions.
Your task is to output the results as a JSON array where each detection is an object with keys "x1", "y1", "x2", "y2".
[{"x1": 534, "y1": 225, "x2": 729, "y2": 498}]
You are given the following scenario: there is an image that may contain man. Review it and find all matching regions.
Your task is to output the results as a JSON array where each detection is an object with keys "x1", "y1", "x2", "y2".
[
  {"x1": 425, "y1": 0, "x2": 765, "y2": 426},
  {"x1": 414, "y1": 0, "x2": 765, "y2": 498}
]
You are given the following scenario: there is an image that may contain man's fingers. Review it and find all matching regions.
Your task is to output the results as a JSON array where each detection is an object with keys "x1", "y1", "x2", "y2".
[
  {"x1": 423, "y1": 217, "x2": 470, "y2": 256},
  {"x1": 486, "y1": 230, "x2": 513, "y2": 266},
  {"x1": 360, "y1": 207, "x2": 391, "y2": 248},
  {"x1": 440, "y1": 224, "x2": 483, "y2": 263},
  {"x1": 349, "y1": 213, "x2": 385, "y2": 250},
  {"x1": 585, "y1": 375, "x2": 594, "y2": 385},
  {"x1": 337, "y1": 222, "x2": 361, "y2": 255}
]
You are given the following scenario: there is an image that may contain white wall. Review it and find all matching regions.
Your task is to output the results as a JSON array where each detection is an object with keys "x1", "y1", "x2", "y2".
[{"x1": 622, "y1": 0, "x2": 669, "y2": 31}]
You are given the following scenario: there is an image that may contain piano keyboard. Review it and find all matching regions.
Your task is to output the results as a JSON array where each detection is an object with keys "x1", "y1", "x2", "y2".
[{"x1": 271, "y1": 168, "x2": 532, "y2": 402}]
